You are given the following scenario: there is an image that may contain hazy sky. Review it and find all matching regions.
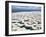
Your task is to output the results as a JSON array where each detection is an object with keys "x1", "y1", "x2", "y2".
[{"x1": 12, "y1": 5, "x2": 41, "y2": 12}]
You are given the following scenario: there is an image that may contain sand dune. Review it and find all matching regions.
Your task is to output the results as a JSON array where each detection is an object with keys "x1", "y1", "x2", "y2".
[{"x1": 11, "y1": 12, "x2": 41, "y2": 31}]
